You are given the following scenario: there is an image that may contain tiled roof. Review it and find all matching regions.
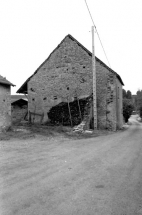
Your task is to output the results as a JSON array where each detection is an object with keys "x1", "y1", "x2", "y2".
[{"x1": 0, "y1": 75, "x2": 15, "y2": 86}]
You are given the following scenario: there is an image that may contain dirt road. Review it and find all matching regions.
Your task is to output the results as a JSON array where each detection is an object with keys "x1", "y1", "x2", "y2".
[{"x1": 0, "y1": 115, "x2": 142, "y2": 215}]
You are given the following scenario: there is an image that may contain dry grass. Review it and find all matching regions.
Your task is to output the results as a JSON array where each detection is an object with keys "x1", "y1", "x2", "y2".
[{"x1": 0, "y1": 121, "x2": 116, "y2": 141}]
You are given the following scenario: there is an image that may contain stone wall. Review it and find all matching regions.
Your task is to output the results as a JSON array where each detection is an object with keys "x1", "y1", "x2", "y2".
[
  {"x1": 28, "y1": 36, "x2": 122, "y2": 130},
  {"x1": 0, "y1": 84, "x2": 11, "y2": 130},
  {"x1": 96, "y1": 61, "x2": 108, "y2": 129},
  {"x1": 116, "y1": 78, "x2": 123, "y2": 129}
]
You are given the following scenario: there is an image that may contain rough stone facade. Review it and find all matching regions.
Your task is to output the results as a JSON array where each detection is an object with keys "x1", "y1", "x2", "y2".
[
  {"x1": 0, "y1": 84, "x2": 11, "y2": 130},
  {"x1": 115, "y1": 78, "x2": 123, "y2": 129},
  {"x1": 18, "y1": 34, "x2": 124, "y2": 130}
]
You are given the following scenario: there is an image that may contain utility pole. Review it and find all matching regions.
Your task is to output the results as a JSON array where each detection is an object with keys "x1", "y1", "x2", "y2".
[{"x1": 92, "y1": 26, "x2": 97, "y2": 129}]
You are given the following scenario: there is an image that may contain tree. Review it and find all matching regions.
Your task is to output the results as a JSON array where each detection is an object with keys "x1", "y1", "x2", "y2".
[
  {"x1": 136, "y1": 90, "x2": 142, "y2": 111},
  {"x1": 139, "y1": 106, "x2": 142, "y2": 119},
  {"x1": 123, "y1": 89, "x2": 127, "y2": 99},
  {"x1": 126, "y1": 90, "x2": 132, "y2": 99},
  {"x1": 123, "y1": 89, "x2": 132, "y2": 99},
  {"x1": 123, "y1": 99, "x2": 134, "y2": 123}
]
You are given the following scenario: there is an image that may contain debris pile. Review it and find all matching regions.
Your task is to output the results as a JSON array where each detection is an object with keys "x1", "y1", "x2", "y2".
[{"x1": 48, "y1": 97, "x2": 91, "y2": 126}]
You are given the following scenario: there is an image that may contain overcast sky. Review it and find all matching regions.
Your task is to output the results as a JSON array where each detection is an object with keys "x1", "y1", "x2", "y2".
[{"x1": 0, "y1": 0, "x2": 142, "y2": 95}]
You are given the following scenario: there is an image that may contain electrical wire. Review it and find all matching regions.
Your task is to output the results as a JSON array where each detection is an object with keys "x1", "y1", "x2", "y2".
[{"x1": 84, "y1": 0, "x2": 111, "y2": 68}]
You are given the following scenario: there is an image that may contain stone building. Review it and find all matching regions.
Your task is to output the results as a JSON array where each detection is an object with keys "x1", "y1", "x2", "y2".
[
  {"x1": 0, "y1": 75, "x2": 15, "y2": 130},
  {"x1": 17, "y1": 34, "x2": 124, "y2": 130}
]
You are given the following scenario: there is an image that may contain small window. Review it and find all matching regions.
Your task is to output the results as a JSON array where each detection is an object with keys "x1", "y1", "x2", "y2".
[
  {"x1": 80, "y1": 78, "x2": 85, "y2": 83},
  {"x1": 67, "y1": 87, "x2": 69, "y2": 90},
  {"x1": 30, "y1": 88, "x2": 35, "y2": 92},
  {"x1": 54, "y1": 96, "x2": 57, "y2": 100},
  {"x1": 32, "y1": 98, "x2": 35, "y2": 101},
  {"x1": 43, "y1": 97, "x2": 47, "y2": 101}
]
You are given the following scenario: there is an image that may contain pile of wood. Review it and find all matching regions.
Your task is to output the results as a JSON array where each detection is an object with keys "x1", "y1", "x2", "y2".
[{"x1": 48, "y1": 96, "x2": 92, "y2": 126}]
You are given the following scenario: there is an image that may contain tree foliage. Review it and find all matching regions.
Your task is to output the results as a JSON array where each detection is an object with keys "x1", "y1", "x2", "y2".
[
  {"x1": 123, "y1": 89, "x2": 142, "y2": 121},
  {"x1": 126, "y1": 90, "x2": 132, "y2": 99},
  {"x1": 123, "y1": 89, "x2": 127, "y2": 99},
  {"x1": 139, "y1": 106, "x2": 142, "y2": 119},
  {"x1": 123, "y1": 89, "x2": 132, "y2": 99},
  {"x1": 136, "y1": 90, "x2": 142, "y2": 111},
  {"x1": 123, "y1": 99, "x2": 134, "y2": 123}
]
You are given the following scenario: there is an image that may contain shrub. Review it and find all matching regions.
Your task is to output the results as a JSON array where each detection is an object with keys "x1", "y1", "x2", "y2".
[
  {"x1": 139, "y1": 106, "x2": 142, "y2": 119},
  {"x1": 123, "y1": 99, "x2": 134, "y2": 123}
]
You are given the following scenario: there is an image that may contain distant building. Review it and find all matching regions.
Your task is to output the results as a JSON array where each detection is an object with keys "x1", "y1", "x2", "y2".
[
  {"x1": 11, "y1": 95, "x2": 28, "y2": 123},
  {"x1": 0, "y1": 75, "x2": 15, "y2": 130},
  {"x1": 17, "y1": 34, "x2": 124, "y2": 130}
]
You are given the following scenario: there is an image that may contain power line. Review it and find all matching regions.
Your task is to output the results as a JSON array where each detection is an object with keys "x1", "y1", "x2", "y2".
[
  {"x1": 84, "y1": 0, "x2": 96, "y2": 28},
  {"x1": 84, "y1": 0, "x2": 111, "y2": 68}
]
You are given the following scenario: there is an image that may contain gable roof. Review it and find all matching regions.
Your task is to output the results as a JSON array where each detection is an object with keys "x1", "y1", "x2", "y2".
[
  {"x1": 11, "y1": 95, "x2": 27, "y2": 103},
  {"x1": 0, "y1": 75, "x2": 15, "y2": 86},
  {"x1": 17, "y1": 34, "x2": 124, "y2": 94},
  {"x1": 11, "y1": 98, "x2": 28, "y2": 106}
]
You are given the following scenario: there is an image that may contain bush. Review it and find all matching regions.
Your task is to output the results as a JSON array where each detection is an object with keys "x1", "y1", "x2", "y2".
[
  {"x1": 139, "y1": 106, "x2": 142, "y2": 119},
  {"x1": 123, "y1": 99, "x2": 134, "y2": 123}
]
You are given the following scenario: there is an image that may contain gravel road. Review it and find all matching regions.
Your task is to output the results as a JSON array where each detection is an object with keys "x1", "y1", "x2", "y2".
[{"x1": 0, "y1": 115, "x2": 142, "y2": 215}]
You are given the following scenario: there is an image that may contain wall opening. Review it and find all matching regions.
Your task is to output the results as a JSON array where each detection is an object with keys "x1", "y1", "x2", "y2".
[
  {"x1": 54, "y1": 96, "x2": 57, "y2": 100},
  {"x1": 80, "y1": 78, "x2": 85, "y2": 83},
  {"x1": 30, "y1": 88, "x2": 35, "y2": 92}
]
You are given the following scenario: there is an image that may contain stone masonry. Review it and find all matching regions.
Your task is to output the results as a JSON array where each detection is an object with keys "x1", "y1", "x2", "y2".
[
  {"x1": 0, "y1": 76, "x2": 15, "y2": 131},
  {"x1": 17, "y1": 34, "x2": 124, "y2": 130},
  {"x1": 0, "y1": 86, "x2": 14, "y2": 131}
]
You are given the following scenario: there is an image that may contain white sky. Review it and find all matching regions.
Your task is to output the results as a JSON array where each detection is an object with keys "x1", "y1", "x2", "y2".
[{"x1": 0, "y1": 0, "x2": 142, "y2": 95}]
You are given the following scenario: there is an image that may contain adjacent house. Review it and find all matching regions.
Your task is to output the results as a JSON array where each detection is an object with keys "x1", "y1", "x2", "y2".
[
  {"x1": 0, "y1": 75, "x2": 15, "y2": 130},
  {"x1": 17, "y1": 34, "x2": 124, "y2": 130}
]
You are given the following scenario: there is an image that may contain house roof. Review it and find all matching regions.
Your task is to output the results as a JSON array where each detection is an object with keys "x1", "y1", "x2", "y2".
[
  {"x1": 17, "y1": 34, "x2": 124, "y2": 94},
  {"x1": 11, "y1": 98, "x2": 28, "y2": 106},
  {"x1": 11, "y1": 94, "x2": 27, "y2": 103},
  {"x1": 0, "y1": 75, "x2": 15, "y2": 86}
]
